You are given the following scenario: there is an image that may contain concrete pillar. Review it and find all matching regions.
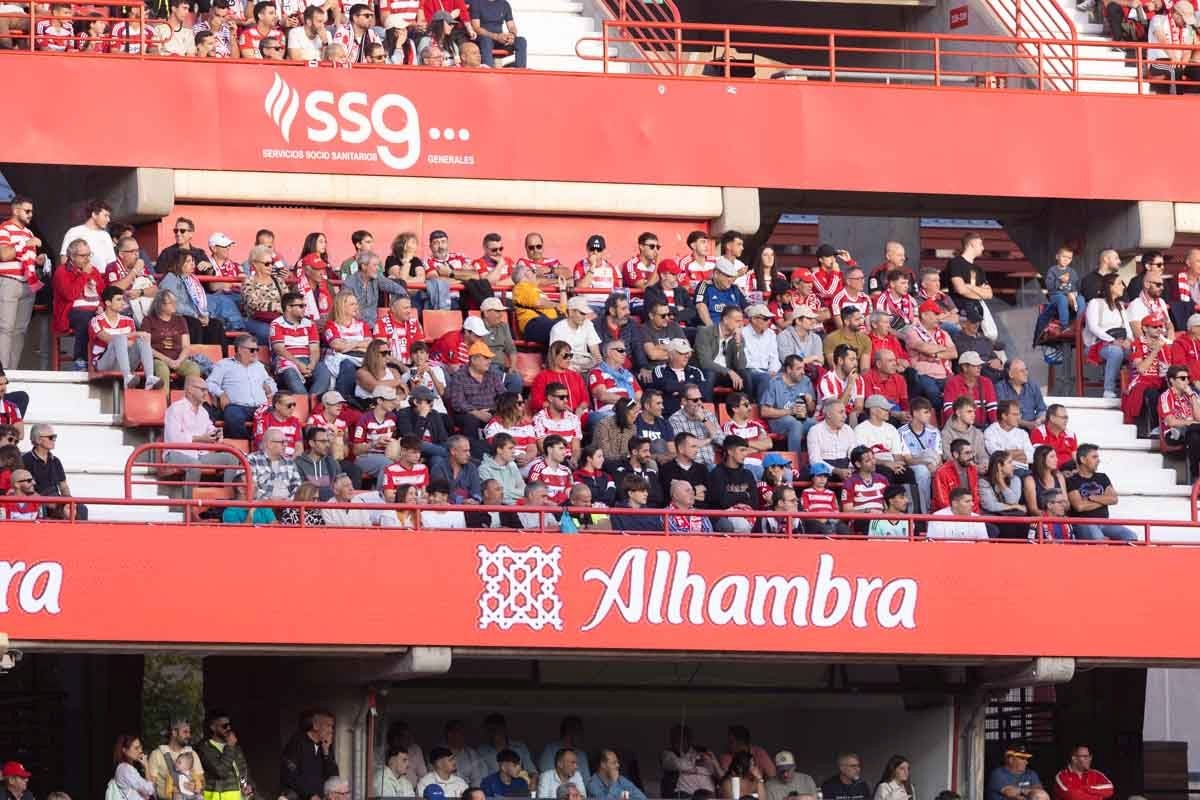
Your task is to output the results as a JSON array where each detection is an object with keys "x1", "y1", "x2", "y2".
[
  {"x1": 818, "y1": 215, "x2": 920, "y2": 272},
  {"x1": 709, "y1": 187, "x2": 762, "y2": 238}
]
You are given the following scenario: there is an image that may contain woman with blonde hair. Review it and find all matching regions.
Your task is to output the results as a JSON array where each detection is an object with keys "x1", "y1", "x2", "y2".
[
  {"x1": 355, "y1": 339, "x2": 406, "y2": 402},
  {"x1": 317, "y1": 291, "x2": 372, "y2": 401}
]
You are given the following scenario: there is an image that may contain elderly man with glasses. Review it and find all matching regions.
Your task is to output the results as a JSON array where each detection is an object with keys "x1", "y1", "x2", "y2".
[
  {"x1": 53, "y1": 238, "x2": 109, "y2": 370},
  {"x1": 23, "y1": 423, "x2": 86, "y2": 519},
  {"x1": 207, "y1": 333, "x2": 278, "y2": 439}
]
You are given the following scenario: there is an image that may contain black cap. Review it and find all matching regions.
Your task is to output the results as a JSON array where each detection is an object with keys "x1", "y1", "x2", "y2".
[
  {"x1": 429, "y1": 229, "x2": 449, "y2": 243},
  {"x1": 586, "y1": 234, "x2": 606, "y2": 252},
  {"x1": 816, "y1": 244, "x2": 838, "y2": 258}
]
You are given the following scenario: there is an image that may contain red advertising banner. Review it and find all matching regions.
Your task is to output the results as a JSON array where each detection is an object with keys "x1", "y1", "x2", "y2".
[
  {"x1": 6, "y1": 54, "x2": 1200, "y2": 202},
  {"x1": 950, "y1": 6, "x2": 969, "y2": 28},
  {"x1": 2, "y1": 523, "x2": 1199, "y2": 658}
]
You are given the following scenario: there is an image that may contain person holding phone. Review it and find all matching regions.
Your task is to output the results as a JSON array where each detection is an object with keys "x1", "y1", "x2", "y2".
[{"x1": 196, "y1": 712, "x2": 256, "y2": 800}]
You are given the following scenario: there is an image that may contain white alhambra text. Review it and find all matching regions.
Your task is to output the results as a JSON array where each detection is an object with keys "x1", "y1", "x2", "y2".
[
  {"x1": 0, "y1": 560, "x2": 63, "y2": 614},
  {"x1": 580, "y1": 551, "x2": 916, "y2": 631}
]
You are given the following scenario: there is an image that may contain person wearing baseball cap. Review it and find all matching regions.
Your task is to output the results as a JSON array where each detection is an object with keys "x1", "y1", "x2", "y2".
[
  {"x1": 811, "y1": 243, "x2": 853, "y2": 308},
  {"x1": 208, "y1": 232, "x2": 234, "y2": 250},
  {"x1": 444, "y1": 336, "x2": 506, "y2": 454},
  {"x1": 643, "y1": 260, "x2": 700, "y2": 328},
  {"x1": 3, "y1": 761, "x2": 32, "y2": 800},
  {"x1": 986, "y1": 743, "x2": 1041, "y2": 800},
  {"x1": 476, "y1": 296, "x2": 524, "y2": 394},
  {"x1": 696, "y1": 255, "x2": 748, "y2": 328},
  {"x1": 787, "y1": 269, "x2": 830, "y2": 325},
  {"x1": 942, "y1": 351, "x2": 998, "y2": 427},
  {"x1": 652, "y1": 338, "x2": 705, "y2": 418},
  {"x1": 549, "y1": 296, "x2": 603, "y2": 372},
  {"x1": 765, "y1": 751, "x2": 817, "y2": 800},
  {"x1": 779, "y1": 304, "x2": 823, "y2": 368},
  {"x1": 743, "y1": 303, "x2": 780, "y2": 401},
  {"x1": 1123, "y1": 313, "x2": 1173, "y2": 434},
  {"x1": 905, "y1": 298, "x2": 958, "y2": 415},
  {"x1": 574, "y1": 235, "x2": 621, "y2": 299}
]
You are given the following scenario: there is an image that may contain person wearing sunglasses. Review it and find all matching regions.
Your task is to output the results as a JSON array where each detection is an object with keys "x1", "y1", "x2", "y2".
[
  {"x1": 620, "y1": 232, "x2": 661, "y2": 291},
  {"x1": 206, "y1": 333, "x2": 278, "y2": 439},
  {"x1": 23, "y1": 424, "x2": 87, "y2": 520},
  {"x1": 1, "y1": 469, "x2": 42, "y2": 521},
  {"x1": 470, "y1": 233, "x2": 514, "y2": 288},
  {"x1": 589, "y1": 339, "x2": 642, "y2": 426},
  {"x1": 251, "y1": 392, "x2": 304, "y2": 458}
]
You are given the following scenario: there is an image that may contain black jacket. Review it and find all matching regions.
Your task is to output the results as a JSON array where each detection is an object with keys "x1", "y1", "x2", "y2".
[
  {"x1": 643, "y1": 284, "x2": 698, "y2": 326},
  {"x1": 658, "y1": 458, "x2": 708, "y2": 498},
  {"x1": 613, "y1": 460, "x2": 663, "y2": 508},
  {"x1": 650, "y1": 363, "x2": 707, "y2": 418},
  {"x1": 610, "y1": 501, "x2": 664, "y2": 532},
  {"x1": 394, "y1": 407, "x2": 450, "y2": 444},
  {"x1": 280, "y1": 732, "x2": 338, "y2": 800}
]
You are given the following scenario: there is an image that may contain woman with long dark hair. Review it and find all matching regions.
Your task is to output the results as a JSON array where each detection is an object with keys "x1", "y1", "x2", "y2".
[
  {"x1": 979, "y1": 450, "x2": 1029, "y2": 539},
  {"x1": 1023, "y1": 444, "x2": 1068, "y2": 514},
  {"x1": 1082, "y1": 271, "x2": 1132, "y2": 399},
  {"x1": 719, "y1": 752, "x2": 764, "y2": 800},
  {"x1": 874, "y1": 755, "x2": 914, "y2": 800},
  {"x1": 591, "y1": 397, "x2": 639, "y2": 473},
  {"x1": 417, "y1": 14, "x2": 460, "y2": 64},
  {"x1": 158, "y1": 250, "x2": 227, "y2": 345},
  {"x1": 110, "y1": 735, "x2": 156, "y2": 800}
]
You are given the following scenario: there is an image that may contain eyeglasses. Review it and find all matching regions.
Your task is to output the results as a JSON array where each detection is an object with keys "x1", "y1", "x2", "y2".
[
  {"x1": 644, "y1": 243, "x2": 660, "y2": 250},
  {"x1": 528, "y1": 243, "x2": 544, "y2": 250},
  {"x1": 40, "y1": 434, "x2": 57, "y2": 440},
  {"x1": 1174, "y1": 375, "x2": 1189, "y2": 381},
  {"x1": 684, "y1": 396, "x2": 702, "y2": 402},
  {"x1": 242, "y1": 346, "x2": 259, "y2": 353},
  {"x1": 173, "y1": 228, "x2": 192, "y2": 234},
  {"x1": 488, "y1": 246, "x2": 504, "y2": 254},
  {"x1": 284, "y1": 402, "x2": 296, "y2": 409},
  {"x1": 651, "y1": 311, "x2": 668, "y2": 318},
  {"x1": 15, "y1": 478, "x2": 33, "y2": 484},
  {"x1": 611, "y1": 347, "x2": 626, "y2": 353},
  {"x1": 550, "y1": 394, "x2": 568, "y2": 400},
  {"x1": 287, "y1": 303, "x2": 304, "y2": 309},
  {"x1": 1148, "y1": 282, "x2": 1164, "y2": 287}
]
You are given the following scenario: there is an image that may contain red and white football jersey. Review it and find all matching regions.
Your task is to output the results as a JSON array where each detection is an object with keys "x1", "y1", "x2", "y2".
[
  {"x1": 0, "y1": 220, "x2": 39, "y2": 282},
  {"x1": 381, "y1": 461, "x2": 430, "y2": 493},
  {"x1": 484, "y1": 418, "x2": 538, "y2": 451},
  {"x1": 527, "y1": 458, "x2": 572, "y2": 503},
  {"x1": 323, "y1": 319, "x2": 371, "y2": 351},
  {"x1": 252, "y1": 412, "x2": 303, "y2": 458},
  {"x1": 678, "y1": 254, "x2": 716, "y2": 287},
  {"x1": 831, "y1": 288, "x2": 873, "y2": 319},
  {"x1": 471, "y1": 256, "x2": 514, "y2": 284},
  {"x1": 720, "y1": 418, "x2": 770, "y2": 464},
  {"x1": 426, "y1": 252, "x2": 469, "y2": 281},
  {"x1": 87, "y1": 313, "x2": 134, "y2": 367},
  {"x1": 532, "y1": 409, "x2": 582, "y2": 446},
  {"x1": 587, "y1": 367, "x2": 641, "y2": 413},
  {"x1": 810, "y1": 268, "x2": 844, "y2": 308},
  {"x1": 620, "y1": 256, "x2": 657, "y2": 288},
  {"x1": 35, "y1": 20, "x2": 74, "y2": 51},
  {"x1": 876, "y1": 290, "x2": 917, "y2": 326},
  {"x1": 572, "y1": 258, "x2": 622, "y2": 293},
  {"x1": 269, "y1": 316, "x2": 319, "y2": 371},
  {"x1": 352, "y1": 411, "x2": 396, "y2": 454},
  {"x1": 817, "y1": 371, "x2": 867, "y2": 418}
]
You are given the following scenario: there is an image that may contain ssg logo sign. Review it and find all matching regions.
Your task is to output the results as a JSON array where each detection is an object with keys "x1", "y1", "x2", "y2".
[{"x1": 262, "y1": 73, "x2": 474, "y2": 171}]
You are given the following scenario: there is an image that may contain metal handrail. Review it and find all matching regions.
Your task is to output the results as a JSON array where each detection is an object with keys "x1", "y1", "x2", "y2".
[{"x1": 124, "y1": 441, "x2": 253, "y2": 499}]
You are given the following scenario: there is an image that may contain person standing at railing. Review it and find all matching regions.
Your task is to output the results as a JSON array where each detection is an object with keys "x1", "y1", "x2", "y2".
[{"x1": 1147, "y1": 2, "x2": 1198, "y2": 94}]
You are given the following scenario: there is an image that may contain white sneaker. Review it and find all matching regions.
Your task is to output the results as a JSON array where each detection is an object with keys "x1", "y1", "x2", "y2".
[
  {"x1": 1102, "y1": 390, "x2": 1119, "y2": 399},
  {"x1": 1076, "y1": 0, "x2": 1094, "y2": 10},
  {"x1": 124, "y1": 374, "x2": 140, "y2": 389},
  {"x1": 144, "y1": 375, "x2": 162, "y2": 391}
]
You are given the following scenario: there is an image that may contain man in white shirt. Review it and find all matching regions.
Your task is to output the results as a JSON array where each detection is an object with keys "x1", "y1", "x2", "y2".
[
  {"x1": 59, "y1": 198, "x2": 115, "y2": 269},
  {"x1": 984, "y1": 400, "x2": 1035, "y2": 475},
  {"x1": 537, "y1": 748, "x2": 587, "y2": 799},
  {"x1": 855, "y1": 394, "x2": 930, "y2": 512},
  {"x1": 926, "y1": 488, "x2": 989, "y2": 540},
  {"x1": 538, "y1": 717, "x2": 591, "y2": 783},
  {"x1": 549, "y1": 296, "x2": 602, "y2": 372},
  {"x1": 743, "y1": 303, "x2": 781, "y2": 403},
  {"x1": 417, "y1": 748, "x2": 469, "y2": 799},
  {"x1": 321, "y1": 476, "x2": 400, "y2": 528},
  {"x1": 164, "y1": 375, "x2": 241, "y2": 496},
  {"x1": 806, "y1": 397, "x2": 857, "y2": 480},
  {"x1": 287, "y1": 4, "x2": 330, "y2": 59}
]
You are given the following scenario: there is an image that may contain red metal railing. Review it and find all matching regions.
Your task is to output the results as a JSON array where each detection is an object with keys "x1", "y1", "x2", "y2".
[
  {"x1": 600, "y1": 0, "x2": 683, "y2": 77},
  {"x1": 981, "y1": 0, "x2": 1078, "y2": 90},
  {"x1": 581, "y1": 19, "x2": 1200, "y2": 95},
  {"x1": 124, "y1": 441, "x2": 253, "y2": 499},
  {"x1": 3, "y1": 494, "x2": 1199, "y2": 543}
]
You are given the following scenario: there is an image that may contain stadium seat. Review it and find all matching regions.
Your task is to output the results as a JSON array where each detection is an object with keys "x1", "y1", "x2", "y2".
[
  {"x1": 191, "y1": 344, "x2": 227, "y2": 364},
  {"x1": 123, "y1": 389, "x2": 167, "y2": 428},
  {"x1": 515, "y1": 351, "x2": 544, "y2": 388},
  {"x1": 423, "y1": 309, "x2": 464, "y2": 342}
]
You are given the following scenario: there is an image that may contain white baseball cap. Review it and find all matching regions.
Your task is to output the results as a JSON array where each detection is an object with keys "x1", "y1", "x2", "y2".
[
  {"x1": 208, "y1": 232, "x2": 234, "y2": 248},
  {"x1": 463, "y1": 316, "x2": 489, "y2": 336}
]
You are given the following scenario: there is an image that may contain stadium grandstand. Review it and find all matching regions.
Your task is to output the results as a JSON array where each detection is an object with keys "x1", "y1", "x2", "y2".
[{"x1": 4, "y1": 2, "x2": 1200, "y2": 800}]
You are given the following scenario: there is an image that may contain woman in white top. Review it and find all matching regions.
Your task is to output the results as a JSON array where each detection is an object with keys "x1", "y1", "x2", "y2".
[
  {"x1": 1147, "y1": 2, "x2": 1197, "y2": 93},
  {"x1": 874, "y1": 755, "x2": 914, "y2": 800},
  {"x1": 111, "y1": 735, "x2": 156, "y2": 800},
  {"x1": 356, "y1": 339, "x2": 406, "y2": 401},
  {"x1": 1083, "y1": 272, "x2": 1133, "y2": 399}
]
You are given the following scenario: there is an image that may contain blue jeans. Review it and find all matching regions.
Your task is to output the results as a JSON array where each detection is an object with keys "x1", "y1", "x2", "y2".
[
  {"x1": 276, "y1": 365, "x2": 309, "y2": 395},
  {"x1": 221, "y1": 403, "x2": 257, "y2": 439},
  {"x1": 769, "y1": 415, "x2": 816, "y2": 454},
  {"x1": 913, "y1": 374, "x2": 945, "y2": 415},
  {"x1": 311, "y1": 359, "x2": 358, "y2": 401},
  {"x1": 478, "y1": 33, "x2": 527, "y2": 67},
  {"x1": 243, "y1": 318, "x2": 271, "y2": 346},
  {"x1": 1045, "y1": 292, "x2": 1072, "y2": 327},
  {"x1": 207, "y1": 292, "x2": 246, "y2": 331},
  {"x1": 1098, "y1": 343, "x2": 1126, "y2": 394},
  {"x1": 1074, "y1": 523, "x2": 1138, "y2": 542},
  {"x1": 422, "y1": 442, "x2": 449, "y2": 474}
]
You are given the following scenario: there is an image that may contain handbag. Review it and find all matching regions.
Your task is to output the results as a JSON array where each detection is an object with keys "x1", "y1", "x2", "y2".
[{"x1": 1105, "y1": 327, "x2": 1128, "y2": 340}]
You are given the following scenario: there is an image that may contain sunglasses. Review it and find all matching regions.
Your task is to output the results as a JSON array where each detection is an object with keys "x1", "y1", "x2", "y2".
[
  {"x1": 242, "y1": 347, "x2": 259, "y2": 353},
  {"x1": 550, "y1": 394, "x2": 568, "y2": 400},
  {"x1": 284, "y1": 402, "x2": 296, "y2": 409},
  {"x1": 488, "y1": 246, "x2": 504, "y2": 254},
  {"x1": 528, "y1": 243, "x2": 544, "y2": 250},
  {"x1": 173, "y1": 228, "x2": 192, "y2": 234},
  {"x1": 644, "y1": 243, "x2": 660, "y2": 250},
  {"x1": 41, "y1": 434, "x2": 58, "y2": 440}
]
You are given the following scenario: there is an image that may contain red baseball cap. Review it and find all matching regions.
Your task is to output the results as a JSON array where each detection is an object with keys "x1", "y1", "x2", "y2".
[
  {"x1": 919, "y1": 299, "x2": 942, "y2": 316},
  {"x1": 1142, "y1": 314, "x2": 1166, "y2": 328},
  {"x1": 298, "y1": 253, "x2": 327, "y2": 271},
  {"x1": 791, "y1": 268, "x2": 813, "y2": 283},
  {"x1": 3, "y1": 762, "x2": 32, "y2": 779},
  {"x1": 657, "y1": 258, "x2": 681, "y2": 275}
]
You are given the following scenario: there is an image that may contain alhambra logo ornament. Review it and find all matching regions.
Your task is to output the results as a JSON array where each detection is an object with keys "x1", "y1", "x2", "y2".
[
  {"x1": 477, "y1": 545, "x2": 564, "y2": 631},
  {"x1": 474, "y1": 546, "x2": 918, "y2": 634}
]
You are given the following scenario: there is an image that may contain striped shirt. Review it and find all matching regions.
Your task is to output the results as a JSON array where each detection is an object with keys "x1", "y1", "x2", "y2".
[
  {"x1": 484, "y1": 417, "x2": 537, "y2": 451},
  {"x1": 831, "y1": 288, "x2": 873, "y2": 319},
  {"x1": 801, "y1": 487, "x2": 838, "y2": 514},
  {"x1": 352, "y1": 411, "x2": 396, "y2": 454},
  {"x1": 527, "y1": 458, "x2": 572, "y2": 504},
  {"x1": 88, "y1": 313, "x2": 134, "y2": 367},
  {"x1": 572, "y1": 258, "x2": 622, "y2": 294},
  {"x1": 270, "y1": 316, "x2": 319, "y2": 368},
  {"x1": 379, "y1": 0, "x2": 421, "y2": 23},
  {"x1": 35, "y1": 20, "x2": 74, "y2": 51},
  {"x1": 532, "y1": 409, "x2": 582, "y2": 446},
  {"x1": 252, "y1": 412, "x2": 303, "y2": 458},
  {"x1": 843, "y1": 472, "x2": 889, "y2": 513},
  {"x1": 382, "y1": 462, "x2": 430, "y2": 492},
  {"x1": 0, "y1": 220, "x2": 38, "y2": 282},
  {"x1": 374, "y1": 313, "x2": 424, "y2": 363},
  {"x1": 427, "y1": 252, "x2": 469, "y2": 280},
  {"x1": 677, "y1": 254, "x2": 716, "y2": 287},
  {"x1": 876, "y1": 290, "x2": 918, "y2": 326},
  {"x1": 721, "y1": 418, "x2": 770, "y2": 465},
  {"x1": 810, "y1": 268, "x2": 844, "y2": 307},
  {"x1": 816, "y1": 371, "x2": 866, "y2": 418}
]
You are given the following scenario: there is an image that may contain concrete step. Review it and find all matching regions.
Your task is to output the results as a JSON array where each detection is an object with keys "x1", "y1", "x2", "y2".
[
  {"x1": 527, "y1": 52, "x2": 628, "y2": 71},
  {"x1": 69, "y1": 473, "x2": 166, "y2": 499},
  {"x1": 509, "y1": 0, "x2": 584, "y2": 12},
  {"x1": 87, "y1": 502, "x2": 183, "y2": 523}
]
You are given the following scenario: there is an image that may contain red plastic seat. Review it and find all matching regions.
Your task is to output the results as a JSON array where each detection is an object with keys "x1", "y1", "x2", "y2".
[
  {"x1": 422, "y1": 309, "x2": 464, "y2": 343},
  {"x1": 123, "y1": 388, "x2": 167, "y2": 427},
  {"x1": 514, "y1": 351, "x2": 544, "y2": 388}
]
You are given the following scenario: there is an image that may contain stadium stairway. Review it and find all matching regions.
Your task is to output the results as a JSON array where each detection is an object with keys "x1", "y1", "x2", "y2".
[
  {"x1": 510, "y1": 0, "x2": 626, "y2": 72},
  {"x1": 1046, "y1": 394, "x2": 1200, "y2": 541},
  {"x1": 1064, "y1": 5, "x2": 1141, "y2": 94},
  {"x1": 8, "y1": 370, "x2": 181, "y2": 523}
]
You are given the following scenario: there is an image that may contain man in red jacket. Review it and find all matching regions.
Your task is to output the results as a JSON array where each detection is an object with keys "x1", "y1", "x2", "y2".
[
  {"x1": 1052, "y1": 746, "x2": 1113, "y2": 800},
  {"x1": 931, "y1": 437, "x2": 980, "y2": 512}
]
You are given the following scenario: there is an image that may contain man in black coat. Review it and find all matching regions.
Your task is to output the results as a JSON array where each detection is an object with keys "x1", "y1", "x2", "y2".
[{"x1": 280, "y1": 710, "x2": 339, "y2": 800}]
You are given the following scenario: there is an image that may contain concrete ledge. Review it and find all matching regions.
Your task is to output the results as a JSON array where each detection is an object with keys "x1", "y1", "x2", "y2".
[
  {"x1": 711, "y1": 187, "x2": 762, "y2": 237},
  {"x1": 174, "y1": 170, "x2": 725, "y2": 219}
]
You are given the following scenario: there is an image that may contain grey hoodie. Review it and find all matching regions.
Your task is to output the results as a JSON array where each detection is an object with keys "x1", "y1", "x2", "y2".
[{"x1": 478, "y1": 454, "x2": 525, "y2": 505}]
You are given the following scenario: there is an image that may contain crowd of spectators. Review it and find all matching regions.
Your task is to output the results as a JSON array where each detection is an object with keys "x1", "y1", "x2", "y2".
[
  {"x1": 6, "y1": 710, "x2": 1118, "y2": 800},
  {"x1": 0, "y1": 198, "x2": 1176, "y2": 537},
  {"x1": 1081, "y1": 0, "x2": 1200, "y2": 94},
  {"x1": 16, "y1": 0, "x2": 527, "y2": 68}
]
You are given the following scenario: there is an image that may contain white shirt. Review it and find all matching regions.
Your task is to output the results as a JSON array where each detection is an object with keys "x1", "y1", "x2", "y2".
[
  {"x1": 806, "y1": 422, "x2": 857, "y2": 469},
  {"x1": 286, "y1": 25, "x2": 325, "y2": 59},
  {"x1": 421, "y1": 509, "x2": 466, "y2": 528},
  {"x1": 1083, "y1": 298, "x2": 1132, "y2": 348},
  {"x1": 854, "y1": 419, "x2": 910, "y2": 463},
  {"x1": 59, "y1": 223, "x2": 115, "y2": 270},
  {"x1": 983, "y1": 421, "x2": 1034, "y2": 462},
  {"x1": 537, "y1": 770, "x2": 587, "y2": 799},
  {"x1": 322, "y1": 493, "x2": 401, "y2": 527},
  {"x1": 549, "y1": 319, "x2": 601, "y2": 372},
  {"x1": 743, "y1": 325, "x2": 781, "y2": 373},
  {"x1": 451, "y1": 747, "x2": 487, "y2": 788},
  {"x1": 926, "y1": 507, "x2": 989, "y2": 540},
  {"x1": 416, "y1": 772, "x2": 469, "y2": 799},
  {"x1": 374, "y1": 767, "x2": 416, "y2": 798}
]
